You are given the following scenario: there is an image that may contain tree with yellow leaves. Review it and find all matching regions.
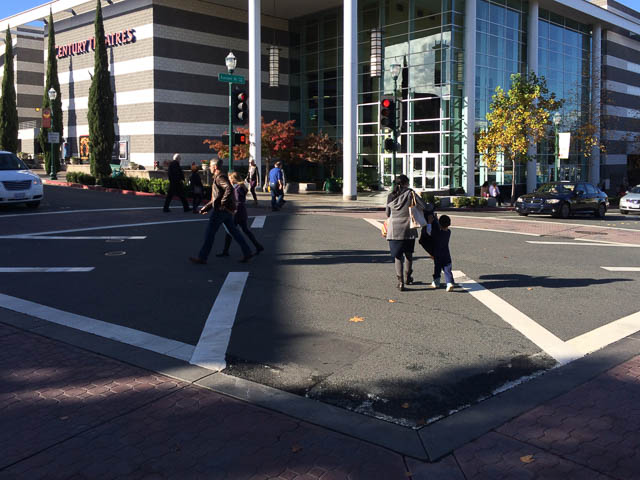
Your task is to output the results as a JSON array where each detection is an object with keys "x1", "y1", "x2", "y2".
[{"x1": 477, "y1": 73, "x2": 563, "y2": 204}]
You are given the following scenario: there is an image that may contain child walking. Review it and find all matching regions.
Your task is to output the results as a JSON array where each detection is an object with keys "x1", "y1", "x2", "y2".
[{"x1": 428, "y1": 214, "x2": 454, "y2": 292}]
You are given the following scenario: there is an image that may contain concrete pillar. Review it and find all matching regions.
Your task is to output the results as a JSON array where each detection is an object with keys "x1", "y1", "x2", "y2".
[
  {"x1": 249, "y1": 0, "x2": 262, "y2": 186},
  {"x1": 462, "y1": 0, "x2": 476, "y2": 195},
  {"x1": 526, "y1": 0, "x2": 539, "y2": 193},
  {"x1": 591, "y1": 24, "x2": 602, "y2": 186},
  {"x1": 342, "y1": 0, "x2": 357, "y2": 200}
]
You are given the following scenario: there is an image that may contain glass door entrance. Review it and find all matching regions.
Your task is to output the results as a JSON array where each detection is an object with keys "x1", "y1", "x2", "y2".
[{"x1": 379, "y1": 152, "x2": 442, "y2": 191}]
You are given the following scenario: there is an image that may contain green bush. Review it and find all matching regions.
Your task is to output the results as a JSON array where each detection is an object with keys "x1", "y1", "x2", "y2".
[
  {"x1": 66, "y1": 171, "x2": 96, "y2": 185},
  {"x1": 452, "y1": 196, "x2": 488, "y2": 208},
  {"x1": 478, "y1": 197, "x2": 488, "y2": 207},
  {"x1": 420, "y1": 192, "x2": 441, "y2": 208}
]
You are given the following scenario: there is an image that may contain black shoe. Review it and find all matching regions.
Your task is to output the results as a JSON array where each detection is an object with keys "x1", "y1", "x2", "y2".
[
  {"x1": 163, "y1": 208, "x2": 170, "y2": 212},
  {"x1": 255, "y1": 245, "x2": 264, "y2": 255},
  {"x1": 406, "y1": 271, "x2": 414, "y2": 285},
  {"x1": 239, "y1": 254, "x2": 253, "y2": 263},
  {"x1": 189, "y1": 256, "x2": 206, "y2": 265},
  {"x1": 215, "y1": 252, "x2": 229, "y2": 257},
  {"x1": 396, "y1": 276, "x2": 405, "y2": 291}
]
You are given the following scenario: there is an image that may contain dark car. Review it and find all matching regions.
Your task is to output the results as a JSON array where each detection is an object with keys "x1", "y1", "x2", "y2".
[{"x1": 515, "y1": 181, "x2": 608, "y2": 219}]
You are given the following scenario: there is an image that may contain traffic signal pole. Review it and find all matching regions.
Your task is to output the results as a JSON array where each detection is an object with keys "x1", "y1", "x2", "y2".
[
  {"x1": 392, "y1": 76, "x2": 398, "y2": 181},
  {"x1": 228, "y1": 82, "x2": 234, "y2": 172}
]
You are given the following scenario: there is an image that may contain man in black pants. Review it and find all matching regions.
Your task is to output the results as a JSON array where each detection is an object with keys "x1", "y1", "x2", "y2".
[{"x1": 163, "y1": 153, "x2": 191, "y2": 212}]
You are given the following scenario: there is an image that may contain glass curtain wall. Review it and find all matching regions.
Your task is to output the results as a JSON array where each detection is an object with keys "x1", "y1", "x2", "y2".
[
  {"x1": 475, "y1": 0, "x2": 527, "y2": 188},
  {"x1": 290, "y1": 0, "x2": 465, "y2": 190},
  {"x1": 537, "y1": 10, "x2": 591, "y2": 182}
]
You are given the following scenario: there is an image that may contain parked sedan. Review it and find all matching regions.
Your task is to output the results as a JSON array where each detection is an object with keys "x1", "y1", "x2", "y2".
[
  {"x1": 515, "y1": 181, "x2": 608, "y2": 219},
  {"x1": 0, "y1": 151, "x2": 43, "y2": 208},
  {"x1": 620, "y1": 185, "x2": 640, "y2": 215}
]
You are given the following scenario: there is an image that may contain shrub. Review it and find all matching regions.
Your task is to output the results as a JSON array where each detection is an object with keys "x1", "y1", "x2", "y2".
[
  {"x1": 452, "y1": 196, "x2": 471, "y2": 208},
  {"x1": 420, "y1": 192, "x2": 441, "y2": 208},
  {"x1": 478, "y1": 197, "x2": 488, "y2": 207},
  {"x1": 66, "y1": 171, "x2": 96, "y2": 185}
]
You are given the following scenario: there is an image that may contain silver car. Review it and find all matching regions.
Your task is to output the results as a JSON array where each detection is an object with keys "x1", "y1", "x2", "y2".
[
  {"x1": 0, "y1": 151, "x2": 44, "y2": 208},
  {"x1": 620, "y1": 185, "x2": 640, "y2": 215}
]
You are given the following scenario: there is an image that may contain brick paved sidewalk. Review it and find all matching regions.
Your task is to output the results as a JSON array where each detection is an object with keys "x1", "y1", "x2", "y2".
[{"x1": 2, "y1": 322, "x2": 639, "y2": 479}]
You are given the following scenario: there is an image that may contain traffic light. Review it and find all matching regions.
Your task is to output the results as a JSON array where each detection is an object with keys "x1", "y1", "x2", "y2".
[
  {"x1": 384, "y1": 137, "x2": 396, "y2": 153},
  {"x1": 235, "y1": 90, "x2": 248, "y2": 123},
  {"x1": 380, "y1": 97, "x2": 395, "y2": 131},
  {"x1": 234, "y1": 132, "x2": 247, "y2": 144}
]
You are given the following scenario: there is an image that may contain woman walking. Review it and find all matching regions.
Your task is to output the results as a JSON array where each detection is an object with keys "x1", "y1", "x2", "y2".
[
  {"x1": 385, "y1": 175, "x2": 430, "y2": 291},
  {"x1": 247, "y1": 159, "x2": 260, "y2": 206},
  {"x1": 217, "y1": 171, "x2": 264, "y2": 257}
]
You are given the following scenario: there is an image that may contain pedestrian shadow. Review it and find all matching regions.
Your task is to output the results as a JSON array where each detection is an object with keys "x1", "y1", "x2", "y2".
[{"x1": 477, "y1": 273, "x2": 632, "y2": 289}]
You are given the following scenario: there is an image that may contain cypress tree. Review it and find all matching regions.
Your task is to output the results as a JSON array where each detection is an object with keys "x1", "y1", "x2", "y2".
[
  {"x1": 88, "y1": 0, "x2": 114, "y2": 180},
  {"x1": 0, "y1": 27, "x2": 19, "y2": 153},
  {"x1": 38, "y1": 12, "x2": 63, "y2": 174}
]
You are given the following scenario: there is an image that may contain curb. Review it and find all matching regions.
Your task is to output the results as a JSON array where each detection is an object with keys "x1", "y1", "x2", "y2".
[{"x1": 44, "y1": 179, "x2": 165, "y2": 198}]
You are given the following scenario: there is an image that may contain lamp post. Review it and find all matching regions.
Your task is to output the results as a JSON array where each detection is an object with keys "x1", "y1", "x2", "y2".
[
  {"x1": 48, "y1": 87, "x2": 58, "y2": 180},
  {"x1": 553, "y1": 112, "x2": 561, "y2": 182},
  {"x1": 390, "y1": 63, "x2": 401, "y2": 180},
  {"x1": 225, "y1": 51, "x2": 237, "y2": 172}
]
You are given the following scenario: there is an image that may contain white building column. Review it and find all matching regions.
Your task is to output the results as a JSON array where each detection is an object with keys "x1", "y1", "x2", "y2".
[
  {"x1": 526, "y1": 0, "x2": 539, "y2": 193},
  {"x1": 591, "y1": 23, "x2": 602, "y2": 186},
  {"x1": 462, "y1": 0, "x2": 476, "y2": 196},
  {"x1": 342, "y1": 0, "x2": 357, "y2": 200},
  {"x1": 249, "y1": 0, "x2": 262, "y2": 186}
]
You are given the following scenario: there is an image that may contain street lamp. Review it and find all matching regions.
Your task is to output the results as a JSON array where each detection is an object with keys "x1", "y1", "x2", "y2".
[
  {"x1": 553, "y1": 112, "x2": 562, "y2": 182},
  {"x1": 225, "y1": 52, "x2": 237, "y2": 172},
  {"x1": 390, "y1": 63, "x2": 401, "y2": 180},
  {"x1": 48, "y1": 87, "x2": 57, "y2": 180}
]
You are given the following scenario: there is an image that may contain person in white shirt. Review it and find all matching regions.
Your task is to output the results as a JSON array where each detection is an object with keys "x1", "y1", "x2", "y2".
[{"x1": 489, "y1": 182, "x2": 502, "y2": 206}]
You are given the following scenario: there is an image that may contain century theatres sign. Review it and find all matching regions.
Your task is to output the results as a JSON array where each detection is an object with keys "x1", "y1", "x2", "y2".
[{"x1": 56, "y1": 29, "x2": 136, "y2": 59}]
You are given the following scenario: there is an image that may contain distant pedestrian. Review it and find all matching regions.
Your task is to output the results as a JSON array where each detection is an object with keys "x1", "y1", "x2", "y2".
[
  {"x1": 489, "y1": 182, "x2": 502, "y2": 206},
  {"x1": 62, "y1": 140, "x2": 70, "y2": 164},
  {"x1": 269, "y1": 161, "x2": 285, "y2": 211},
  {"x1": 386, "y1": 174, "x2": 430, "y2": 291},
  {"x1": 163, "y1": 154, "x2": 191, "y2": 212},
  {"x1": 189, "y1": 162, "x2": 204, "y2": 214},
  {"x1": 246, "y1": 159, "x2": 260, "y2": 206},
  {"x1": 217, "y1": 171, "x2": 264, "y2": 257},
  {"x1": 428, "y1": 214, "x2": 454, "y2": 292},
  {"x1": 480, "y1": 181, "x2": 489, "y2": 198},
  {"x1": 189, "y1": 159, "x2": 253, "y2": 264}
]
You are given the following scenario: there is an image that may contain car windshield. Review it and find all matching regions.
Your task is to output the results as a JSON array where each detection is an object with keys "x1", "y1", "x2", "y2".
[
  {"x1": 537, "y1": 183, "x2": 576, "y2": 194},
  {"x1": 0, "y1": 153, "x2": 28, "y2": 171},
  {"x1": 629, "y1": 186, "x2": 640, "y2": 194}
]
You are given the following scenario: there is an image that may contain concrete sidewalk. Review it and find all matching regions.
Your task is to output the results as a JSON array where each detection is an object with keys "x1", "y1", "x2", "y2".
[{"x1": 1, "y1": 320, "x2": 638, "y2": 479}]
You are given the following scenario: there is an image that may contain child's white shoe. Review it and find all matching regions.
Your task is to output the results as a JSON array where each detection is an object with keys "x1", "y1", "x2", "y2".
[
  {"x1": 446, "y1": 283, "x2": 454, "y2": 292},
  {"x1": 430, "y1": 279, "x2": 440, "y2": 289}
]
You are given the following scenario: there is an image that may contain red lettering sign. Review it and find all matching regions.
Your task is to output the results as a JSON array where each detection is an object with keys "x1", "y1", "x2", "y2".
[{"x1": 56, "y1": 29, "x2": 135, "y2": 59}]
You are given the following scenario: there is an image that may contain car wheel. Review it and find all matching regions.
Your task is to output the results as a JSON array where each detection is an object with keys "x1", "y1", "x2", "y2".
[
  {"x1": 595, "y1": 203, "x2": 606, "y2": 218},
  {"x1": 620, "y1": 209, "x2": 628, "y2": 215},
  {"x1": 518, "y1": 212, "x2": 528, "y2": 216},
  {"x1": 559, "y1": 202, "x2": 570, "y2": 219},
  {"x1": 26, "y1": 201, "x2": 40, "y2": 209}
]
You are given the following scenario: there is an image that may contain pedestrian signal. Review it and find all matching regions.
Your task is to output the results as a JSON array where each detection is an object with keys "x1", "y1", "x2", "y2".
[
  {"x1": 234, "y1": 133, "x2": 247, "y2": 144},
  {"x1": 380, "y1": 97, "x2": 395, "y2": 131},
  {"x1": 384, "y1": 137, "x2": 396, "y2": 152},
  {"x1": 235, "y1": 90, "x2": 249, "y2": 123}
]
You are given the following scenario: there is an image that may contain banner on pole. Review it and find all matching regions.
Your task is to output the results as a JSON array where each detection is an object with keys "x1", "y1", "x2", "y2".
[{"x1": 559, "y1": 132, "x2": 571, "y2": 159}]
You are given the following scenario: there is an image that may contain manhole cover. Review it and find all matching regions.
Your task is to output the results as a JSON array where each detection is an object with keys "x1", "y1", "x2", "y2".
[
  {"x1": 574, "y1": 230, "x2": 607, "y2": 235},
  {"x1": 105, "y1": 251, "x2": 126, "y2": 256}
]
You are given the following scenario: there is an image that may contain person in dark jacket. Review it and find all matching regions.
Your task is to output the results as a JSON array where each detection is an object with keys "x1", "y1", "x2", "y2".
[
  {"x1": 385, "y1": 175, "x2": 431, "y2": 291},
  {"x1": 189, "y1": 159, "x2": 253, "y2": 264},
  {"x1": 217, "y1": 171, "x2": 264, "y2": 256},
  {"x1": 189, "y1": 162, "x2": 204, "y2": 213},
  {"x1": 427, "y1": 213, "x2": 454, "y2": 291},
  {"x1": 163, "y1": 153, "x2": 191, "y2": 212},
  {"x1": 246, "y1": 159, "x2": 260, "y2": 206}
]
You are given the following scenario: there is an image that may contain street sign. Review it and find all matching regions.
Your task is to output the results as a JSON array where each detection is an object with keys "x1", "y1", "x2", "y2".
[
  {"x1": 48, "y1": 132, "x2": 60, "y2": 144},
  {"x1": 218, "y1": 73, "x2": 245, "y2": 84}
]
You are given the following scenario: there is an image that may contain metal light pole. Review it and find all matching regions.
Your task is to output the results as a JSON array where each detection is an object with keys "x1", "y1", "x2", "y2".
[
  {"x1": 225, "y1": 51, "x2": 237, "y2": 172},
  {"x1": 553, "y1": 112, "x2": 561, "y2": 182},
  {"x1": 48, "y1": 88, "x2": 58, "y2": 180},
  {"x1": 390, "y1": 63, "x2": 401, "y2": 180}
]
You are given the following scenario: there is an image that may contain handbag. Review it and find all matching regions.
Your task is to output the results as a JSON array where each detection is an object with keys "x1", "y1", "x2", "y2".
[
  {"x1": 381, "y1": 220, "x2": 388, "y2": 237},
  {"x1": 409, "y1": 191, "x2": 427, "y2": 229}
]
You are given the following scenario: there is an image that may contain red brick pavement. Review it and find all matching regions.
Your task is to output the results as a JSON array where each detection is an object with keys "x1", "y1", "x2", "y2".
[{"x1": 2, "y1": 323, "x2": 639, "y2": 479}]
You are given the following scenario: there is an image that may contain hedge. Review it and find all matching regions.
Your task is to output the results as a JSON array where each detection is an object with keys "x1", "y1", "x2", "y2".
[
  {"x1": 66, "y1": 171, "x2": 96, "y2": 185},
  {"x1": 452, "y1": 196, "x2": 488, "y2": 208}
]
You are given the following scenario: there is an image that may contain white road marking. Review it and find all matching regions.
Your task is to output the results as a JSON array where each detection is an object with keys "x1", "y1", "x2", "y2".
[
  {"x1": 1, "y1": 235, "x2": 147, "y2": 240},
  {"x1": 22, "y1": 218, "x2": 208, "y2": 236},
  {"x1": 451, "y1": 226, "x2": 540, "y2": 237},
  {"x1": 190, "y1": 272, "x2": 249, "y2": 371},
  {"x1": 526, "y1": 241, "x2": 640, "y2": 247},
  {"x1": 575, "y1": 237, "x2": 639, "y2": 247},
  {"x1": 0, "y1": 267, "x2": 94, "y2": 273},
  {"x1": 449, "y1": 214, "x2": 640, "y2": 233},
  {"x1": 0, "y1": 207, "x2": 159, "y2": 219},
  {"x1": 601, "y1": 266, "x2": 640, "y2": 272},
  {"x1": 452, "y1": 271, "x2": 580, "y2": 365},
  {"x1": 251, "y1": 215, "x2": 266, "y2": 228},
  {"x1": 0, "y1": 293, "x2": 194, "y2": 361},
  {"x1": 363, "y1": 218, "x2": 384, "y2": 230},
  {"x1": 566, "y1": 311, "x2": 640, "y2": 357}
]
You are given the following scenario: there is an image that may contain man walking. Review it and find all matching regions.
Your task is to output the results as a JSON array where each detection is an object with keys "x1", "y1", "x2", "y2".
[
  {"x1": 269, "y1": 161, "x2": 285, "y2": 211},
  {"x1": 163, "y1": 153, "x2": 191, "y2": 212},
  {"x1": 189, "y1": 159, "x2": 253, "y2": 264}
]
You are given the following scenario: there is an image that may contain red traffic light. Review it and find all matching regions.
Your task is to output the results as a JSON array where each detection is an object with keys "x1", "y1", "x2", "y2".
[
  {"x1": 381, "y1": 98, "x2": 392, "y2": 108},
  {"x1": 237, "y1": 92, "x2": 247, "y2": 101}
]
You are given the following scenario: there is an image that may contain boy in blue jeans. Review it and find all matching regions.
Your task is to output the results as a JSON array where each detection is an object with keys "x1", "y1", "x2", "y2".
[{"x1": 427, "y1": 214, "x2": 454, "y2": 292}]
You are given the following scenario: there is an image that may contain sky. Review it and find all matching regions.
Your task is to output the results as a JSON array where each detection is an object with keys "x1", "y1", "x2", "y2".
[{"x1": 1, "y1": 0, "x2": 640, "y2": 23}]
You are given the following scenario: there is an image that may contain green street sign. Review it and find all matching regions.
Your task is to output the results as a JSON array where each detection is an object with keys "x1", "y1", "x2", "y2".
[{"x1": 218, "y1": 73, "x2": 245, "y2": 84}]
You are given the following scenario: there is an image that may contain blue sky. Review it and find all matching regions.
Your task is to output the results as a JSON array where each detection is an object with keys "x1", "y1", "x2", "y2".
[{"x1": 1, "y1": 0, "x2": 640, "y2": 23}]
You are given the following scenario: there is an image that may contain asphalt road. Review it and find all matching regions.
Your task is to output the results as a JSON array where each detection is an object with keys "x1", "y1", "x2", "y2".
[{"x1": 1, "y1": 185, "x2": 639, "y2": 426}]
